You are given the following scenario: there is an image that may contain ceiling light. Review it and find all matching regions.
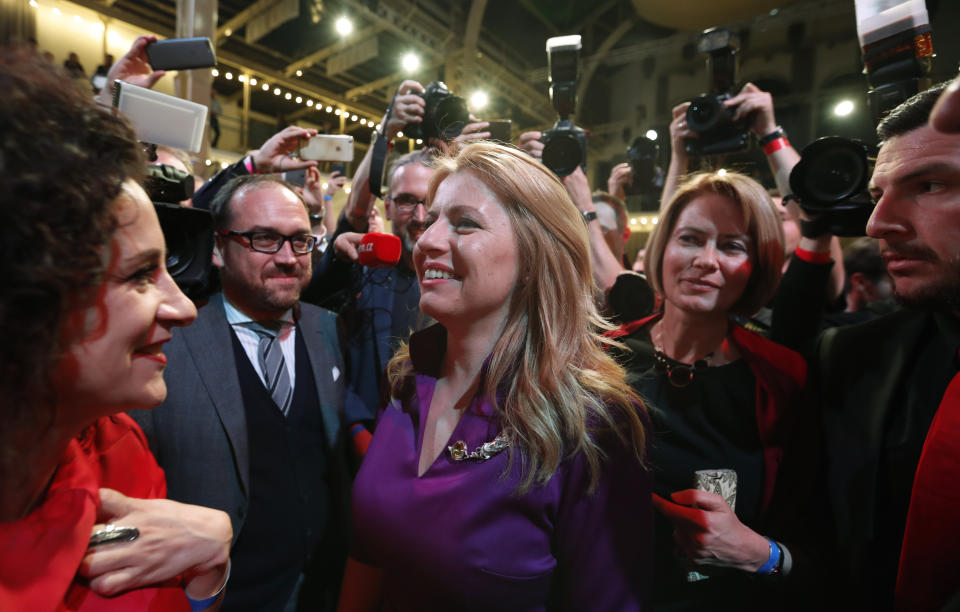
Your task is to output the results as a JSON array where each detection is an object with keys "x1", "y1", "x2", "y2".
[
  {"x1": 295, "y1": 69, "x2": 303, "y2": 77},
  {"x1": 401, "y1": 53, "x2": 419, "y2": 73},
  {"x1": 336, "y1": 16, "x2": 353, "y2": 36},
  {"x1": 225, "y1": 72, "x2": 233, "y2": 80},
  {"x1": 834, "y1": 100, "x2": 855, "y2": 117},
  {"x1": 646, "y1": 129, "x2": 658, "y2": 140},
  {"x1": 250, "y1": 77, "x2": 258, "y2": 86},
  {"x1": 211, "y1": 68, "x2": 219, "y2": 77},
  {"x1": 274, "y1": 88, "x2": 281, "y2": 95},
  {"x1": 470, "y1": 91, "x2": 488, "y2": 110},
  {"x1": 284, "y1": 92, "x2": 292, "y2": 100}
]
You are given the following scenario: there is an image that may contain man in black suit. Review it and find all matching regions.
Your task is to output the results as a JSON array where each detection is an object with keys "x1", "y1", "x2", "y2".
[
  {"x1": 132, "y1": 174, "x2": 348, "y2": 611},
  {"x1": 787, "y1": 80, "x2": 960, "y2": 611}
]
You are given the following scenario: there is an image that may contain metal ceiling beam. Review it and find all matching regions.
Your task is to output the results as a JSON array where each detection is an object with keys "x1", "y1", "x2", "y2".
[
  {"x1": 284, "y1": 23, "x2": 387, "y2": 76},
  {"x1": 344, "y1": 56, "x2": 444, "y2": 100},
  {"x1": 517, "y1": 0, "x2": 561, "y2": 36},
  {"x1": 69, "y1": 0, "x2": 175, "y2": 36},
  {"x1": 341, "y1": 0, "x2": 452, "y2": 61},
  {"x1": 575, "y1": 15, "x2": 639, "y2": 112},
  {"x1": 215, "y1": 0, "x2": 279, "y2": 44}
]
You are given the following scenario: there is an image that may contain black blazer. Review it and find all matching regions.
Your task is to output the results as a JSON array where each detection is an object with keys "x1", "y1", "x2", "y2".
[{"x1": 131, "y1": 293, "x2": 350, "y2": 608}]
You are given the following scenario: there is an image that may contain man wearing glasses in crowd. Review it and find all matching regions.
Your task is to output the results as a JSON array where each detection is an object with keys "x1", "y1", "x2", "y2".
[
  {"x1": 133, "y1": 175, "x2": 351, "y2": 611},
  {"x1": 304, "y1": 78, "x2": 496, "y2": 453}
]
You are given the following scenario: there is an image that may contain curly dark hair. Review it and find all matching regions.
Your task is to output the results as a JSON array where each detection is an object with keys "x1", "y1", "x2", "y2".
[{"x1": 0, "y1": 47, "x2": 144, "y2": 435}]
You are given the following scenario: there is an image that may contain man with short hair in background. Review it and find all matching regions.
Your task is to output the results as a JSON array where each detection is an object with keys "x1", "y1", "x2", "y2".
[{"x1": 133, "y1": 174, "x2": 349, "y2": 611}]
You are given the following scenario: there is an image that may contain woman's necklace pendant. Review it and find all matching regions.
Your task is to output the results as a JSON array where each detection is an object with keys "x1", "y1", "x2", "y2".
[{"x1": 653, "y1": 348, "x2": 710, "y2": 388}]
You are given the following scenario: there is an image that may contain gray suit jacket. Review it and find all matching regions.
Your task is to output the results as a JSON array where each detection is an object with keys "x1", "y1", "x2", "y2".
[{"x1": 131, "y1": 293, "x2": 347, "y2": 539}]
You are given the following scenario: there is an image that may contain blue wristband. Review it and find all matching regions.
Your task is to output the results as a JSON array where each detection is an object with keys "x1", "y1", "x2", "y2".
[
  {"x1": 323, "y1": 194, "x2": 333, "y2": 201},
  {"x1": 187, "y1": 559, "x2": 231, "y2": 611},
  {"x1": 754, "y1": 538, "x2": 781, "y2": 575}
]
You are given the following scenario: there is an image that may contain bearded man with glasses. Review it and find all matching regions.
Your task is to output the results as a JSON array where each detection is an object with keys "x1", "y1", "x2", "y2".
[{"x1": 132, "y1": 174, "x2": 351, "y2": 612}]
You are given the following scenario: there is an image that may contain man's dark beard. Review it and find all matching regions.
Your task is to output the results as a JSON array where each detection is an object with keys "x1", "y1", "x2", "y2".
[{"x1": 893, "y1": 253, "x2": 960, "y2": 312}]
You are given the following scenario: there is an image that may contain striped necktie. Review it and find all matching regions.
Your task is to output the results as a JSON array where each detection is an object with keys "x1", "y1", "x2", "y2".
[{"x1": 252, "y1": 322, "x2": 293, "y2": 416}]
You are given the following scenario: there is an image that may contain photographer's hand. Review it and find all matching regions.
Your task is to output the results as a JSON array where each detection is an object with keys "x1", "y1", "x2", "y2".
[
  {"x1": 302, "y1": 167, "x2": 325, "y2": 214},
  {"x1": 384, "y1": 80, "x2": 425, "y2": 142},
  {"x1": 325, "y1": 170, "x2": 346, "y2": 197},
  {"x1": 96, "y1": 35, "x2": 165, "y2": 107},
  {"x1": 517, "y1": 131, "x2": 544, "y2": 161},
  {"x1": 726, "y1": 83, "x2": 777, "y2": 138},
  {"x1": 563, "y1": 168, "x2": 624, "y2": 293},
  {"x1": 607, "y1": 163, "x2": 634, "y2": 201},
  {"x1": 454, "y1": 120, "x2": 491, "y2": 144},
  {"x1": 727, "y1": 83, "x2": 800, "y2": 202},
  {"x1": 661, "y1": 102, "x2": 694, "y2": 209},
  {"x1": 252, "y1": 126, "x2": 318, "y2": 174}
]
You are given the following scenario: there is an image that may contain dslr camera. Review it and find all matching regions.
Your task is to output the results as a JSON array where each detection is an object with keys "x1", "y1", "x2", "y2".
[
  {"x1": 623, "y1": 136, "x2": 663, "y2": 196},
  {"x1": 145, "y1": 162, "x2": 215, "y2": 301},
  {"x1": 789, "y1": 136, "x2": 875, "y2": 236},
  {"x1": 403, "y1": 81, "x2": 469, "y2": 142},
  {"x1": 684, "y1": 28, "x2": 750, "y2": 156},
  {"x1": 541, "y1": 35, "x2": 588, "y2": 178}
]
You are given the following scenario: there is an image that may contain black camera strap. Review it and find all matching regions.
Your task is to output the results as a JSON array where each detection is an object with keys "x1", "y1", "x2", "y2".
[{"x1": 368, "y1": 94, "x2": 396, "y2": 199}]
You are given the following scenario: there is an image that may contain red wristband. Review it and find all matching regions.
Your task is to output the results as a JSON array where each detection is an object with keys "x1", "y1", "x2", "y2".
[
  {"x1": 795, "y1": 247, "x2": 831, "y2": 264},
  {"x1": 243, "y1": 155, "x2": 259, "y2": 175},
  {"x1": 763, "y1": 137, "x2": 790, "y2": 155}
]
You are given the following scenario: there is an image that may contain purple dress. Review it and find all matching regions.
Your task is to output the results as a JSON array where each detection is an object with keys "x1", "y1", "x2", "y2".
[{"x1": 351, "y1": 324, "x2": 652, "y2": 611}]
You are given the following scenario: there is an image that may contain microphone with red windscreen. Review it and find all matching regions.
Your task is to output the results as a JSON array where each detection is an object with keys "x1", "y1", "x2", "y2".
[{"x1": 357, "y1": 232, "x2": 401, "y2": 267}]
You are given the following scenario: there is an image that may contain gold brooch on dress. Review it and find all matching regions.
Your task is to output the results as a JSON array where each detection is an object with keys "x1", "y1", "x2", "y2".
[{"x1": 447, "y1": 432, "x2": 510, "y2": 462}]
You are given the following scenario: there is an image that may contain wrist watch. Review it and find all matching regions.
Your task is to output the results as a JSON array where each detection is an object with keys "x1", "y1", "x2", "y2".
[
  {"x1": 582, "y1": 210, "x2": 598, "y2": 224},
  {"x1": 758, "y1": 126, "x2": 785, "y2": 146}
]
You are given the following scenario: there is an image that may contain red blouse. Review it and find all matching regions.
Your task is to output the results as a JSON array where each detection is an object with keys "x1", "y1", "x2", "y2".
[{"x1": 0, "y1": 413, "x2": 189, "y2": 611}]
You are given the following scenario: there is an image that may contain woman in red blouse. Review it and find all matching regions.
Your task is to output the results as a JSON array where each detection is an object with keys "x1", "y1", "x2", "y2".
[{"x1": 0, "y1": 46, "x2": 231, "y2": 611}]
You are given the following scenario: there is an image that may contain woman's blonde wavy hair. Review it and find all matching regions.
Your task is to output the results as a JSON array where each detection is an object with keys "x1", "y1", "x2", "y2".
[{"x1": 386, "y1": 141, "x2": 647, "y2": 493}]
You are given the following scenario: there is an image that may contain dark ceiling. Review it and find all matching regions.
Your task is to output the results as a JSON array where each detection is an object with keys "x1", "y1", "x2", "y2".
[{"x1": 68, "y1": 0, "x2": 679, "y2": 146}]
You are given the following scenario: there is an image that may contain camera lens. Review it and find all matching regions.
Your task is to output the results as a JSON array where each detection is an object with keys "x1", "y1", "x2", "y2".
[
  {"x1": 686, "y1": 96, "x2": 721, "y2": 132},
  {"x1": 432, "y1": 96, "x2": 469, "y2": 139},
  {"x1": 792, "y1": 137, "x2": 869, "y2": 207},
  {"x1": 542, "y1": 133, "x2": 582, "y2": 177},
  {"x1": 805, "y1": 149, "x2": 865, "y2": 203}
]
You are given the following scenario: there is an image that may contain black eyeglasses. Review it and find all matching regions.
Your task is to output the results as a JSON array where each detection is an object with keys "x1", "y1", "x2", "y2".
[
  {"x1": 217, "y1": 230, "x2": 316, "y2": 254},
  {"x1": 386, "y1": 193, "x2": 427, "y2": 212}
]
